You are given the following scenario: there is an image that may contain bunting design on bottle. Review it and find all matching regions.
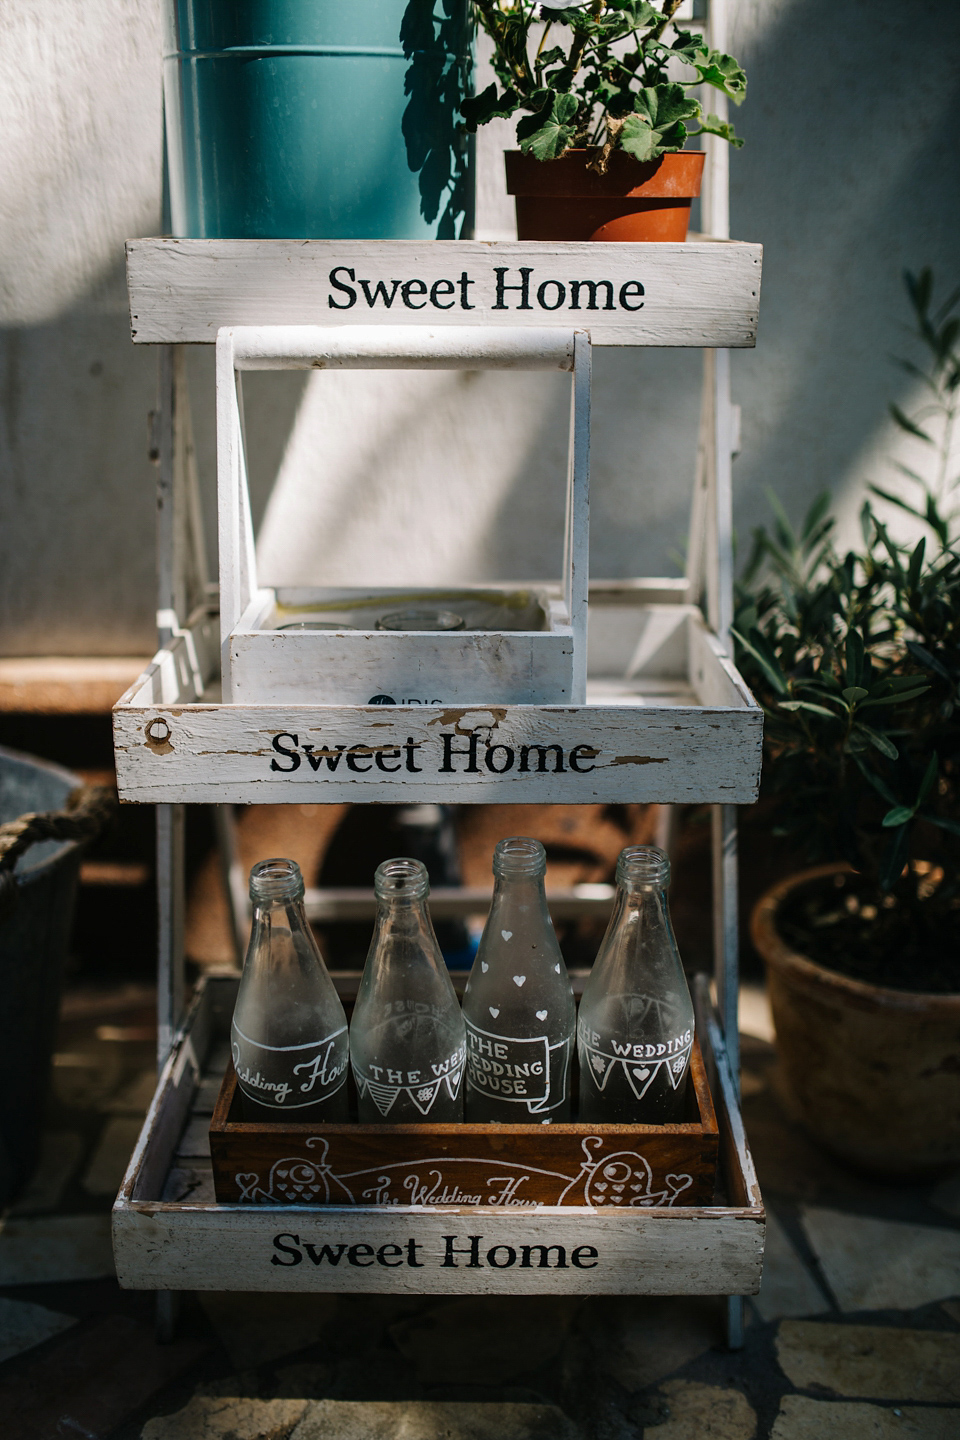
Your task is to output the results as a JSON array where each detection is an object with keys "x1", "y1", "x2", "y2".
[
  {"x1": 577, "y1": 1016, "x2": 693, "y2": 1100},
  {"x1": 353, "y1": 1043, "x2": 465, "y2": 1118}
]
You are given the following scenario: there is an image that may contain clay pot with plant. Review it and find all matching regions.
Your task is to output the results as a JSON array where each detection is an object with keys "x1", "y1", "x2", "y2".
[
  {"x1": 462, "y1": 0, "x2": 746, "y2": 241},
  {"x1": 733, "y1": 270, "x2": 960, "y2": 1175}
]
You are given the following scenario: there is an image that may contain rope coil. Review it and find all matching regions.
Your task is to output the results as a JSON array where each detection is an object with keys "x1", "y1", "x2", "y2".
[{"x1": 0, "y1": 784, "x2": 118, "y2": 922}]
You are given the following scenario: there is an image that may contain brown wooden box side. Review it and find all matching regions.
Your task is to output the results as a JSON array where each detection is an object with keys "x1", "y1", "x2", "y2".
[{"x1": 210, "y1": 1039, "x2": 718, "y2": 1208}]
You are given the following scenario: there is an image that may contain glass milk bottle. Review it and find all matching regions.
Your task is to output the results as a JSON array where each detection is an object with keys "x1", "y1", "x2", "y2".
[
  {"x1": 577, "y1": 846, "x2": 695, "y2": 1124},
  {"x1": 231, "y1": 858, "x2": 349, "y2": 1121},
  {"x1": 462, "y1": 837, "x2": 575, "y2": 1122},
  {"x1": 350, "y1": 858, "x2": 465, "y2": 1122}
]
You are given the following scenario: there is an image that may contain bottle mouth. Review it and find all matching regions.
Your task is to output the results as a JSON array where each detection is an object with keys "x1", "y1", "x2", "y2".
[
  {"x1": 493, "y1": 836, "x2": 546, "y2": 879},
  {"x1": 250, "y1": 857, "x2": 304, "y2": 902},
  {"x1": 375, "y1": 856, "x2": 430, "y2": 902},
  {"x1": 617, "y1": 845, "x2": 670, "y2": 890}
]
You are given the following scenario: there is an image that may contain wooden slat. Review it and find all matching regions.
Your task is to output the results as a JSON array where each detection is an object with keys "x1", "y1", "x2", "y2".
[
  {"x1": 302, "y1": 885, "x2": 615, "y2": 923},
  {"x1": 113, "y1": 698, "x2": 762, "y2": 805},
  {"x1": 112, "y1": 1203, "x2": 764, "y2": 1295},
  {"x1": 126, "y1": 239, "x2": 762, "y2": 349}
]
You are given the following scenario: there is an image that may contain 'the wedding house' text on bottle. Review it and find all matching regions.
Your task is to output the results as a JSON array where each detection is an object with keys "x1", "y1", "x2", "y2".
[
  {"x1": 230, "y1": 858, "x2": 349, "y2": 1121},
  {"x1": 577, "y1": 845, "x2": 695, "y2": 1124},
  {"x1": 462, "y1": 836, "x2": 575, "y2": 1123},
  {"x1": 350, "y1": 857, "x2": 466, "y2": 1122}
]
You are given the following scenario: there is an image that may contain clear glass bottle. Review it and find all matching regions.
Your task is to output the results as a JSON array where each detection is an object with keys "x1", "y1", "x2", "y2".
[
  {"x1": 577, "y1": 846, "x2": 695, "y2": 1124},
  {"x1": 350, "y1": 858, "x2": 465, "y2": 1122},
  {"x1": 462, "y1": 837, "x2": 575, "y2": 1123},
  {"x1": 231, "y1": 858, "x2": 349, "y2": 1122}
]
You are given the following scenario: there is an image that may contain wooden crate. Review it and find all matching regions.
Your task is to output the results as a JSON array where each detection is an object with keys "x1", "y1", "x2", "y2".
[
  {"x1": 209, "y1": 1039, "x2": 719, "y2": 1209},
  {"x1": 111, "y1": 973, "x2": 765, "y2": 1295},
  {"x1": 111, "y1": 587, "x2": 762, "y2": 805},
  {"x1": 125, "y1": 238, "x2": 762, "y2": 350}
]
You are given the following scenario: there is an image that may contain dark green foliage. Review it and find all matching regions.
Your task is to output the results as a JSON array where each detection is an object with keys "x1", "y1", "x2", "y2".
[
  {"x1": 465, "y1": 1, "x2": 745, "y2": 166},
  {"x1": 733, "y1": 273, "x2": 960, "y2": 962}
]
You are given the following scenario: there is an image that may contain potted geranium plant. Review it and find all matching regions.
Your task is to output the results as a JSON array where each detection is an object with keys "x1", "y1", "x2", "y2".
[
  {"x1": 462, "y1": 0, "x2": 746, "y2": 240},
  {"x1": 734, "y1": 270, "x2": 960, "y2": 1175}
]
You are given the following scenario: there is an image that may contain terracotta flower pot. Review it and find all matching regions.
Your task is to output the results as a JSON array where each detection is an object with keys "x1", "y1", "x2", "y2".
[
  {"x1": 751, "y1": 864, "x2": 960, "y2": 1177},
  {"x1": 504, "y1": 149, "x2": 705, "y2": 242}
]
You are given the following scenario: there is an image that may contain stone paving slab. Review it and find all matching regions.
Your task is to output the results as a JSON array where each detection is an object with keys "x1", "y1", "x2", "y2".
[
  {"x1": 142, "y1": 1398, "x2": 581, "y2": 1440},
  {"x1": 800, "y1": 1208, "x2": 960, "y2": 1311},
  {"x1": 1, "y1": 1314, "x2": 209, "y2": 1440},
  {"x1": 82, "y1": 1115, "x2": 145, "y2": 1195},
  {"x1": 0, "y1": 1213, "x2": 114, "y2": 1284},
  {"x1": 654, "y1": 1379, "x2": 757, "y2": 1439},
  {"x1": 9, "y1": 1131, "x2": 84, "y2": 1215},
  {"x1": 776, "y1": 1321, "x2": 960, "y2": 1403},
  {"x1": 199, "y1": 1293, "x2": 339, "y2": 1371},
  {"x1": 930, "y1": 1172, "x2": 960, "y2": 1223},
  {"x1": 389, "y1": 1297, "x2": 577, "y2": 1386},
  {"x1": 143, "y1": 1397, "x2": 308, "y2": 1440},
  {"x1": 753, "y1": 1211, "x2": 830, "y2": 1323},
  {"x1": 0, "y1": 1294, "x2": 75, "y2": 1363},
  {"x1": 585, "y1": 1295, "x2": 722, "y2": 1391},
  {"x1": 770, "y1": 1395, "x2": 960, "y2": 1439}
]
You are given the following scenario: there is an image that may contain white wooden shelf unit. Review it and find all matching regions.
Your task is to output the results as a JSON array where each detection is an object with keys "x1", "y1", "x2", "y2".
[{"x1": 114, "y1": 232, "x2": 765, "y2": 1338}]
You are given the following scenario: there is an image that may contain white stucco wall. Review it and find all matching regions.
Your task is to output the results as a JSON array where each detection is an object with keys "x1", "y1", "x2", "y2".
[{"x1": 1, "y1": 1, "x2": 958, "y2": 654}]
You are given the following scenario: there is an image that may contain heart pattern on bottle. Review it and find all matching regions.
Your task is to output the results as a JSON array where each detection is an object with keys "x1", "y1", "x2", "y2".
[
  {"x1": 481, "y1": 962, "x2": 489, "y2": 973},
  {"x1": 633, "y1": 1067, "x2": 651, "y2": 1082},
  {"x1": 554, "y1": 964, "x2": 561, "y2": 973},
  {"x1": 513, "y1": 975, "x2": 526, "y2": 987},
  {"x1": 536, "y1": 1010, "x2": 548, "y2": 1021},
  {"x1": 489, "y1": 1007, "x2": 500, "y2": 1018},
  {"x1": 501, "y1": 930, "x2": 513, "y2": 941}
]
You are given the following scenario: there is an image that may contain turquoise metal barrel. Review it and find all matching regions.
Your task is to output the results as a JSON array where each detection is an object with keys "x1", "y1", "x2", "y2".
[{"x1": 164, "y1": 1, "x2": 473, "y2": 239}]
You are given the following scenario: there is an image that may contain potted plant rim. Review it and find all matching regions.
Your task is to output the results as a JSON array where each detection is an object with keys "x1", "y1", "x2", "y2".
[
  {"x1": 463, "y1": 0, "x2": 746, "y2": 241},
  {"x1": 734, "y1": 270, "x2": 960, "y2": 1176}
]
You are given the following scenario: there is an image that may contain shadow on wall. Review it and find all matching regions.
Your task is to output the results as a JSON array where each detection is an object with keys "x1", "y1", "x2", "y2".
[
  {"x1": 0, "y1": 268, "x2": 158, "y2": 657},
  {"x1": 728, "y1": 0, "x2": 960, "y2": 544}
]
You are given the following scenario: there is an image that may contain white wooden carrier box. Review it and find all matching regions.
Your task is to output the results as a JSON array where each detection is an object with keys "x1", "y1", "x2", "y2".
[
  {"x1": 218, "y1": 324, "x2": 591, "y2": 707},
  {"x1": 113, "y1": 973, "x2": 764, "y2": 1296}
]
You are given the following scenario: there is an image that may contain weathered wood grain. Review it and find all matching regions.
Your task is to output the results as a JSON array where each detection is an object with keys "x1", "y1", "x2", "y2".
[
  {"x1": 111, "y1": 1203, "x2": 764, "y2": 1295},
  {"x1": 125, "y1": 239, "x2": 762, "y2": 348},
  {"x1": 113, "y1": 697, "x2": 762, "y2": 805}
]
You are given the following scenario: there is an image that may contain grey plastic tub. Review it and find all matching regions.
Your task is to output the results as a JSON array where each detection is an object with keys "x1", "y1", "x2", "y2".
[{"x1": 0, "y1": 746, "x2": 84, "y2": 1206}]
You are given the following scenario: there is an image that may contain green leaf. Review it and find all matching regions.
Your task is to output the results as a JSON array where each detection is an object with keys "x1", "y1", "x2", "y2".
[
  {"x1": 845, "y1": 629, "x2": 865, "y2": 688},
  {"x1": 841, "y1": 686, "x2": 869, "y2": 702},
  {"x1": 854, "y1": 723, "x2": 898, "y2": 760},
  {"x1": 516, "y1": 91, "x2": 580, "y2": 160},
  {"x1": 881, "y1": 805, "x2": 915, "y2": 828},
  {"x1": 917, "y1": 752, "x2": 939, "y2": 804},
  {"x1": 692, "y1": 48, "x2": 747, "y2": 103},
  {"x1": 620, "y1": 113, "x2": 663, "y2": 162},
  {"x1": 695, "y1": 114, "x2": 744, "y2": 147},
  {"x1": 852, "y1": 753, "x2": 899, "y2": 806},
  {"x1": 889, "y1": 402, "x2": 933, "y2": 442},
  {"x1": 879, "y1": 822, "x2": 910, "y2": 892},
  {"x1": 778, "y1": 700, "x2": 843, "y2": 718},
  {"x1": 858, "y1": 687, "x2": 929, "y2": 708},
  {"x1": 730, "y1": 627, "x2": 790, "y2": 696},
  {"x1": 926, "y1": 814, "x2": 960, "y2": 837}
]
